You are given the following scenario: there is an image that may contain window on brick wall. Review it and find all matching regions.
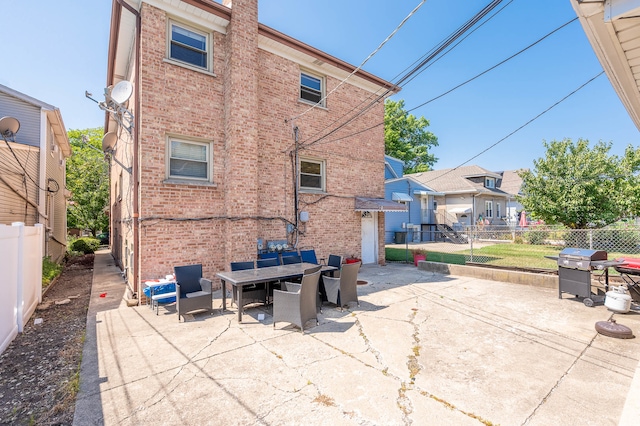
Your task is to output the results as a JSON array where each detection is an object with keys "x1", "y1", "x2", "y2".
[
  {"x1": 300, "y1": 158, "x2": 325, "y2": 192},
  {"x1": 168, "y1": 20, "x2": 210, "y2": 71},
  {"x1": 167, "y1": 138, "x2": 212, "y2": 182},
  {"x1": 300, "y1": 72, "x2": 325, "y2": 106}
]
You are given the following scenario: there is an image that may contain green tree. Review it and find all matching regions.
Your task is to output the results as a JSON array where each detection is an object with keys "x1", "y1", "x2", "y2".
[
  {"x1": 66, "y1": 128, "x2": 109, "y2": 236},
  {"x1": 384, "y1": 99, "x2": 438, "y2": 173},
  {"x1": 517, "y1": 139, "x2": 640, "y2": 229}
]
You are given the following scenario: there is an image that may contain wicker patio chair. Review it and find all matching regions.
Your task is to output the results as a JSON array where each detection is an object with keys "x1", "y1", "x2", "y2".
[
  {"x1": 273, "y1": 269, "x2": 321, "y2": 333},
  {"x1": 174, "y1": 264, "x2": 213, "y2": 322},
  {"x1": 322, "y1": 261, "x2": 360, "y2": 311}
]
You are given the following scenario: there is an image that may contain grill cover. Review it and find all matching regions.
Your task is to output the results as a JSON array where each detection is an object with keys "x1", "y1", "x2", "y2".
[{"x1": 558, "y1": 248, "x2": 607, "y2": 270}]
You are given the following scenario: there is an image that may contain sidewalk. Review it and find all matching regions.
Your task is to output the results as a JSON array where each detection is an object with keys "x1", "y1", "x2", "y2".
[{"x1": 74, "y1": 250, "x2": 640, "y2": 425}]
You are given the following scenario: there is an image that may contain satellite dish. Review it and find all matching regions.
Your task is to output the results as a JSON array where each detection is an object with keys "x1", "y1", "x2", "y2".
[
  {"x1": 0, "y1": 116, "x2": 20, "y2": 138},
  {"x1": 102, "y1": 132, "x2": 118, "y2": 152},
  {"x1": 110, "y1": 80, "x2": 133, "y2": 105}
]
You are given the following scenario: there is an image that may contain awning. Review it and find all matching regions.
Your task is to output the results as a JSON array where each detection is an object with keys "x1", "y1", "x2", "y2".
[
  {"x1": 448, "y1": 207, "x2": 472, "y2": 214},
  {"x1": 391, "y1": 192, "x2": 413, "y2": 202},
  {"x1": 354, "y1": 197, "x2": 407, "y2": 212}
]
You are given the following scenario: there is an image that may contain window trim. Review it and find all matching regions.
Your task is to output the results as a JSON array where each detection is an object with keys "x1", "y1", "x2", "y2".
[
  {"x1": 299, "y1": 157, "x2": 326, "y2": 193},
  {"x1": 299, "y1": 70, "x2": 325, "y2": 107},
  {"x1": 167, "y1": 19, "x2": 212, "y2": 72},
  {"x1": 485, "y1": 200, "x2": 493, "y2": 218},
  {"x1": 166, "y1": 136, "x2": 213, "y2": 183}
]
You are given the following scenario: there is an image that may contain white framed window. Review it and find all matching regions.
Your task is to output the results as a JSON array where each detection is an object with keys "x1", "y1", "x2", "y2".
[
  {"x1": 299, "y1": 158, "x2": 325, "y2": 192},
  {"x1": 485, "y1": 201, "x2": 493, "y2": 218},
  {"x1": 496, "y1": 202, "x2": 501, "y2": 218},
  {"x1": 300, "y1": 71, "x2": 325, "y2": 106},
  {"x1": 485, "y1": 177, "x2": 495, "y2": 188},
  {"x1": 168, "y1": 20, "x2": 210, "y2": 70},
  {"x1": 167, "y1": 137, "x2": 212, "y2": 182}
]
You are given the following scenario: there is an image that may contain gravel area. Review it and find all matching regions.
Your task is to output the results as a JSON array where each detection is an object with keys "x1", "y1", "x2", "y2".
[{"x1": 0, "y1": 254, "x2": 93, "y2": 425}]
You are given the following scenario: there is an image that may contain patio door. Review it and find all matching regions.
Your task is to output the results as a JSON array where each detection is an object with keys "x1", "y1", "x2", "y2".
[{"x1": 361, "y1": 211, "x2": 378, "y2": 264}]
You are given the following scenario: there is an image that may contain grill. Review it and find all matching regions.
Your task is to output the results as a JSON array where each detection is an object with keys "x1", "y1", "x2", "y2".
[
  {"x1": 557, "y1": 248, "x2": 607, "y2": 307},
  {"x1": 613, "y1": 257, "x2": 640, "y2": 302}
]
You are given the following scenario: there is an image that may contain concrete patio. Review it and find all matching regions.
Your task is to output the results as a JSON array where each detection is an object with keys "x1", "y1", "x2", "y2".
[{"x1": 73, "y1": 251, "x2": 640, "y2": 425}]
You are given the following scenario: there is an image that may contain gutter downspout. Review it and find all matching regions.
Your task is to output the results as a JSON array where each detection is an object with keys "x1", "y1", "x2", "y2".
[{"x1": 114, "y1": 0, "x2": 141, "y2": 297}]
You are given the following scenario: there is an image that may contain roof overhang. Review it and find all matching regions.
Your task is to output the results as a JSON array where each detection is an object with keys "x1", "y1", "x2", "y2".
[
  {"x1": 355, "y1": 197, "x2": 407, "y2": 212},
  {"x1": 571, "y1": 0, "x2": 640, "y2": 131}
]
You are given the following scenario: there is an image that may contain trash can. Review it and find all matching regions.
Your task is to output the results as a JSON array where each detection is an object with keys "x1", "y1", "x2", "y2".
[{"x1": 394, "y1": 231, "x2": 406, "y2": 244}]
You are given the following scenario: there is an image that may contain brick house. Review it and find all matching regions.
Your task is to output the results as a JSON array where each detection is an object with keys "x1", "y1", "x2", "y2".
[
  {"x1": 105, "y1": 0, "x2": 399, "y2": 296},
  {"x1": 0, "y1": 84, "x2": 71, "y2": 262}
]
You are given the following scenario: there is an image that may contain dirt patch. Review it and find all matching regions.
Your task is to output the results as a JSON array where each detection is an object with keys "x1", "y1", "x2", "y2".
[{"x1": 0, "y1": 254, "x2": 94, "y2": 425}]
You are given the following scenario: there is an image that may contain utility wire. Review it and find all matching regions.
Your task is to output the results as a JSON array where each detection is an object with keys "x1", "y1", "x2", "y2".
[
  {"x1": 308, "y1": 16, "x2": 578, "y2": 149},
  {"x1": 432, "y1": 71, "x2": 605, "y2": 180},
  {"x1": 288, "y1": 0, "x2": 427, "y2": 122},
  {"x1": 299, "y1": 0, "x2": 506, "y2": 150}
]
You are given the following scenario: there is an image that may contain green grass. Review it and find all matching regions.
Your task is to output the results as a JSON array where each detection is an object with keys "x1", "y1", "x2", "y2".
[{"x1": 386, "y1": 244, "x2": 563, "y2": 269}]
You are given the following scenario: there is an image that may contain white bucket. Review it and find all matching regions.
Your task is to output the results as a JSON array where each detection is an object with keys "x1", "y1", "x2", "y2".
[{"x1": 605, "y1": 285, "x2": 632, "y2": 313}]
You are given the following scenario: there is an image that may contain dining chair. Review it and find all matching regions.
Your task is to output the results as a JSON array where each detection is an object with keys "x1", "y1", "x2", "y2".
[
  {"x1": 258, "y1": 252, "x2": 280, "y2": 265},
  {"x1": 229, "y1": 261, "x2": 266, "y2": 307},
  {"x1": 321, "y1": 261, "x2": 361, "y2": 311},
  {"x1": 299, "y1": 249, "x2": 318, "y2": 264},
  {"x1": 327, "y1": 254, "x2": 342, "y2": 277},
  {"x1": 257, "y1": 257, "x2": 279, "y2": 268},
  {"x1": 273, "y1": 270, "x2": 321, "y2": 333},
  {"x1": 282, "y1": 254, "x2": 302, "y2": 265},
  {"x1": 173, "y1": 264, "x2": 212, "y2": 321}
]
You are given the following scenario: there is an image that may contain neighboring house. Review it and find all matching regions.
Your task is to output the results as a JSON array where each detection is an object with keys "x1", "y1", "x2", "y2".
[
  {"x1": 496, "y1": 169, "x2": 526, "y2": 224},
  {"x1": 0, "y1": 84, "x2": 71, "y2": 262},
  {"x1": 406, "y1": 165, "x2": 517, "y2": 233},
  {"x1": 384, "y1": 155, "x2": 440, "y2": 243},
  {"x1": 105, "y1": 0, "x2": 400, "y2": 296},
  {"x1": 572, "y1": 0, "x2": 640, "y2": 131}
]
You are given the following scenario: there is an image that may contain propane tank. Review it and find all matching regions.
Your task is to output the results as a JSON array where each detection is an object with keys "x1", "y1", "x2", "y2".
[{"x1": 605, "y1": 285, "x2": 632, "y2": 313}]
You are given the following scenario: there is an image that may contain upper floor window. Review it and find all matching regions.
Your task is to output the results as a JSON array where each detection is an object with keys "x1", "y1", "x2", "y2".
[
  {"x1": 168, "y1": 138, "x2": 212, "y2": 182},
  {"x1": 300, "y1": 72, "x2": 324, "y2": 106},
  {"x1": 169, "y1": 21, "x2": 209, "y2": 70},
  {"x1": 485, "y1": 177, "x2": 495, "y2": 188},
  {"x1": 300, "y1": 158, "x2": 325, "y2": 192}
]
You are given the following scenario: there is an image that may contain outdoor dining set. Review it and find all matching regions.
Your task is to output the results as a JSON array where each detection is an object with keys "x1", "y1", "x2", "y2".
[{"x1": 143, "y1": 249, "x2": 362, "y2": 332}]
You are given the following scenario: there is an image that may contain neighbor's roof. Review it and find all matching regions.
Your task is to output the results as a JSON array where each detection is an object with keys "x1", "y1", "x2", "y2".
[
  {"x1": 497, "y1": 169, "x2": 527, "y2": 196},
  {"x1": 571, "y1": 0, "x2": 640, "y2": 131},
  {"x1": 406, "y1": 165, "x2": 508, "y2": 196}
]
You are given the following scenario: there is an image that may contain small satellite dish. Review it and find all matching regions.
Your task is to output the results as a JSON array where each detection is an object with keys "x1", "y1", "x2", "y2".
[
  {"x1": 0, "y1": 116, "x2": 20, "y2": 138},
  {"x1": 110, "y1": 80, "x2": 133, "y2": 105},
  {"x1": 102, "y1": 132, "x2": 118, "y2": 152}
]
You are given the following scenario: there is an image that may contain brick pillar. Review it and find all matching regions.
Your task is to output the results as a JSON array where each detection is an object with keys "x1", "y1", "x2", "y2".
[{"x1": 222, "y1": 0, "x2": 259, "y2": 263}]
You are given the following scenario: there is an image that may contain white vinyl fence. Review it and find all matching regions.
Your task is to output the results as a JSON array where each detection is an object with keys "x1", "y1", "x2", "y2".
[{"x1": 0, "y1": 223, "x2": 43, "y2": 355}]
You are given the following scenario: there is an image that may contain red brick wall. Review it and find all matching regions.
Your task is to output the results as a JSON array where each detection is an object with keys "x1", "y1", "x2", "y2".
[{"x1": 134, "y1": 1, "x2": 387, "y2": 284}]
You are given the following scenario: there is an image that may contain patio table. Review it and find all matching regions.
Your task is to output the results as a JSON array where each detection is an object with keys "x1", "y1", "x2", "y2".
[{"x1": 217, "y1": 262, "x2": 336, "y2": 322}]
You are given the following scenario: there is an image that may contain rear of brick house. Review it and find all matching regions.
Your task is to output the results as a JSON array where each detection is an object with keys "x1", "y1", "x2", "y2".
[{"x1": 106, "y1": 0, "x2": 399, "y2": 297}]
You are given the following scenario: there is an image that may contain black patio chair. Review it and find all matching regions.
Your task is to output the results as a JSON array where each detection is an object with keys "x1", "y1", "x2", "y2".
[{"x1": 173, "y1": 264, "x2": 212, "y2": 322}]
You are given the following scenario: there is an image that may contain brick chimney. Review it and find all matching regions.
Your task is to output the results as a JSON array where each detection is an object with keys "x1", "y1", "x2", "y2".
[{"x1": 222, "y1": 0, "x2": 260, "y2": 260}]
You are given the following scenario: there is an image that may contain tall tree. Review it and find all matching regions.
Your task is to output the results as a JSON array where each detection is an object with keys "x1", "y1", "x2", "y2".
[
  {"x1": 518, "y1": 138, "x2": 640, "y2": 229},
  {"x1": 66, "y1": 128, "x2": 109, "y2": 236},
  {"x1": 384, "y1": 99, "x2": 438, "y2": 173}
]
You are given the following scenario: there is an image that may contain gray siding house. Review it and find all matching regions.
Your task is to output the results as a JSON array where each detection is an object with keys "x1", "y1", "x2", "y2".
[{"x1": 0, "y1": 84, "x2": 71, "y2": 262}]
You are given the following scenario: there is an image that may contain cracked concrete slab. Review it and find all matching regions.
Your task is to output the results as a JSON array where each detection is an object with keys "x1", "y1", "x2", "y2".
[{"x1": 74, "y1": 252, "x2": 640, "y2": 425}]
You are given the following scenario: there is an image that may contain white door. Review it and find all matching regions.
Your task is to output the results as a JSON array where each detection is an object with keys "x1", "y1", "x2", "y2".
[{"x1": 361, "y1": 211, "x2": 378, "y2": 264}]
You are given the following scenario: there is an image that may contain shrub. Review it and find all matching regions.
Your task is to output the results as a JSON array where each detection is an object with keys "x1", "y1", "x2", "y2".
[
  {"x1": 42, "y1": 256, "x2": 63, "y2": 286},
  {"x1": 69, "y1": 237, "x2": 100, "y2": 254},
  {"x1": 524, "y1": 228, "x2": 549, "y2": 245}
]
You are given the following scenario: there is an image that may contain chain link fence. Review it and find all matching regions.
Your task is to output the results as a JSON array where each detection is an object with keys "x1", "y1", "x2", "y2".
[{"x1": 385, "y1": 223, "x2": 640, "y2": 272}]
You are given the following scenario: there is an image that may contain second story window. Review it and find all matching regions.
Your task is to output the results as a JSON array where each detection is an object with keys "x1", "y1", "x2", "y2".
[
  {"x1": 300, "y1": 158, "x2": 325, "y2": 192},
  {"x1": 169, "y1": 21, "x2": 209, "y2": 70},
  {"x1": 300, "y1": 72, "x2": 324, "y2": 106},
  {"x1": 485, "y1": 177, "x2": 495, "y2": 188}
]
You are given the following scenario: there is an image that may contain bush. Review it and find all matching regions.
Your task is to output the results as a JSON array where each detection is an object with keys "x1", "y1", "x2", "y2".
[
  {"x1": 42, "y1": 256, "x2": 63, "y2": 286},
  {"x1": 524, "y1": 229, "x2": 549, "y2": 245},
  {"x1": 69, "y1": 237, "x2": 100, "y2": 254}
]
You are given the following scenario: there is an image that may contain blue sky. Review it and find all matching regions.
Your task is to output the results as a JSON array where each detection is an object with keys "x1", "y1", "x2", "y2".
[{"x1": 2, "y1": 0, "x2": 638, "y2": 172}]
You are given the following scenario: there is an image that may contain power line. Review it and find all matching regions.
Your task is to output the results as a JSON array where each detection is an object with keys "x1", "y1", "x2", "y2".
[
  {"x1": 288, "y1": 0, "x2": 427, "y2": 122},
  {"x1": 433, "y1": 71, "x2": 605, "y2": 181}
]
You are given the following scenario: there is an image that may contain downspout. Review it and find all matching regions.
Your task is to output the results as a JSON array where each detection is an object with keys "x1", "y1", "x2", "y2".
[
  {"x1": 114, "y1": 0, "x2": 141, "y2": 296},
  {"x1": 293, "y1": 126, "x2": 299, "y2": 247}
]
